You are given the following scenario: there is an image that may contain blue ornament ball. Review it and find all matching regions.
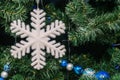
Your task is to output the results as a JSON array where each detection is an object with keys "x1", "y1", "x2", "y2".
[
  {"x1": 73, "y1": 66, "x2": 84, "y2": 75},
  {"x1": 60, "y1": 60, "x2": 68, "y2": 67},
  {"x1": 0, "y1": 77, "x2": 4, "y2": 80},
  {"x1": 95, "y1": 71, "x2": 110, "y2": 80},
  {"x1": 83, "y1": 68, "x2": 95, "y2": 77}
]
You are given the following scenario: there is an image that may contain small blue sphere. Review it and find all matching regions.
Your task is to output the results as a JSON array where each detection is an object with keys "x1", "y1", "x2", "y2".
[
  {"x1": 95, "y1": 71, "x2": 110, "y2": 80},
  {"x1": 73, "y1": 66, "x2": 84, "y2": 75},
  {"x1": 47, "y1": 16, "x2": 51, "y2": 21},
  {"x1": 0, "y1": 77, "x2": 4, "y2": 80},
  {"x1": 60, "y1": 60, "x2": 68, "y2": 67}
]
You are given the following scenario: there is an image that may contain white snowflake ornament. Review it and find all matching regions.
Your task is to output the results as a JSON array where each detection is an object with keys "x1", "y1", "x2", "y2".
[{"x1": 10, "y1": 8, "x2": 66, "y2": 70}]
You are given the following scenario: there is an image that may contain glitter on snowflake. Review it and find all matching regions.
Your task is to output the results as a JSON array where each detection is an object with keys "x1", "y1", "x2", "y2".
[{"x1": 10, "y1": 8, "x2": 66, "y2": 70}]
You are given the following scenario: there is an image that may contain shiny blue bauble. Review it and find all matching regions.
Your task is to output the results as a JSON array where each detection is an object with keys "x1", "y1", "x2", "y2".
[
  {"x1": 60, "y1": 60, "x2": 68, "y2": 67},
  {"x1": 0, "y1": 77, "x2": 4, "y2": 80},
  {"x1": 95, "y1": 71, "x2": 110, "y2": 80},
  {"x1": 73, "y1": 66, "x2": 84, "y2": 75}
]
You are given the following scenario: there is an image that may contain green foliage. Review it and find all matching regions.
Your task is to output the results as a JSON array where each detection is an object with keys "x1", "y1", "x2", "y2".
[
  {"x1": 0, "y1": 3, "x2": 26, "y2": 22},
  {"x1": 95, "y1": 0, "x2": 120, "y2": 3},
  {"x1": 108, "y1": 48, "x2": 120, "y2": 65},
  {"x1": 70, "y1": 54, "x2": 95, "y2": 68},
  {"x1": 111, "y1": 73, "x2": 120, "y2": 80},
  {"x1": 79, "y1": 76, "x2": 97, "y2": 80},
  {"x1": 12, "y1": 0, "x2": 33, "y2": 3},
  {"x1": 45, "y1": 4, "x2": 67, "y2": 25},
  {"x1": 12, "y1": 74, "x2": 24, "y2": 80},
  {"x1": 66, "y1": 0, "x2": 120, "y2": 45},
  {"x1": 0, "y1": 0, "x2": 34, "y2": 33}
]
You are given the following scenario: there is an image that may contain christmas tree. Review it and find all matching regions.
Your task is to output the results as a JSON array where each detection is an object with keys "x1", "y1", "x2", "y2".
[{"x1": 0, "y1": 0, "x2": 120, "y2": 80}]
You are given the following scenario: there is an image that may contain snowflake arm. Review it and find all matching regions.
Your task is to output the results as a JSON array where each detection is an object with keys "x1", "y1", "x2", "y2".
[
  {"x1": 42, "y1": 20, "x2": 66, "y2": 38},
  {"x1": 10, "y1": 20, "x2": 34, "y2": 38},
  {"x1": 31, "y1": 45, "x2": 46, "y2": 70},
  {"x1": 30, "y1": 9, "x2": 46, "y2": 30},
  {"x1": 41, "y1": 40, "x2": 66, "y2": 58},
  {"x1": 10, "y1": 40, "x2": 34, "y2": 59}
]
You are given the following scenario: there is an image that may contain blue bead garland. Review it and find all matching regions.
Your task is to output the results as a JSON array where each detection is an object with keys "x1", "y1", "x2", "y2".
[
  {"x1": 60, "y1": 59, "x2": 110, "y2": 80},
  {"x1": 0, "y1": 63, "x2": 10, "y2": 79}
]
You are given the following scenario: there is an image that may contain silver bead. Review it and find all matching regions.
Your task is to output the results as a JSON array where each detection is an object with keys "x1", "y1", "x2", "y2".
[
  {"x1": 66, "y1": 63, "x2": 73, "y2": 71},
  {"x1": 1, "y1": 71, "x2": 8, "y2": 78}
]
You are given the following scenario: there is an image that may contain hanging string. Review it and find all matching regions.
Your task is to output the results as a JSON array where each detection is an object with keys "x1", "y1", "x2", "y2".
[
  {"x1": 35, "y1": 0, "x2": 44, "y2": 9},
  {"x1": 35, "y1": 0, "x2": 40, "y2": 8}
]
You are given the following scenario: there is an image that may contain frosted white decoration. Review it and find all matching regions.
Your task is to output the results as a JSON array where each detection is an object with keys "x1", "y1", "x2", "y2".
[{"x1": 10, "y1": 8, "x2": 66, "y2": 70}]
